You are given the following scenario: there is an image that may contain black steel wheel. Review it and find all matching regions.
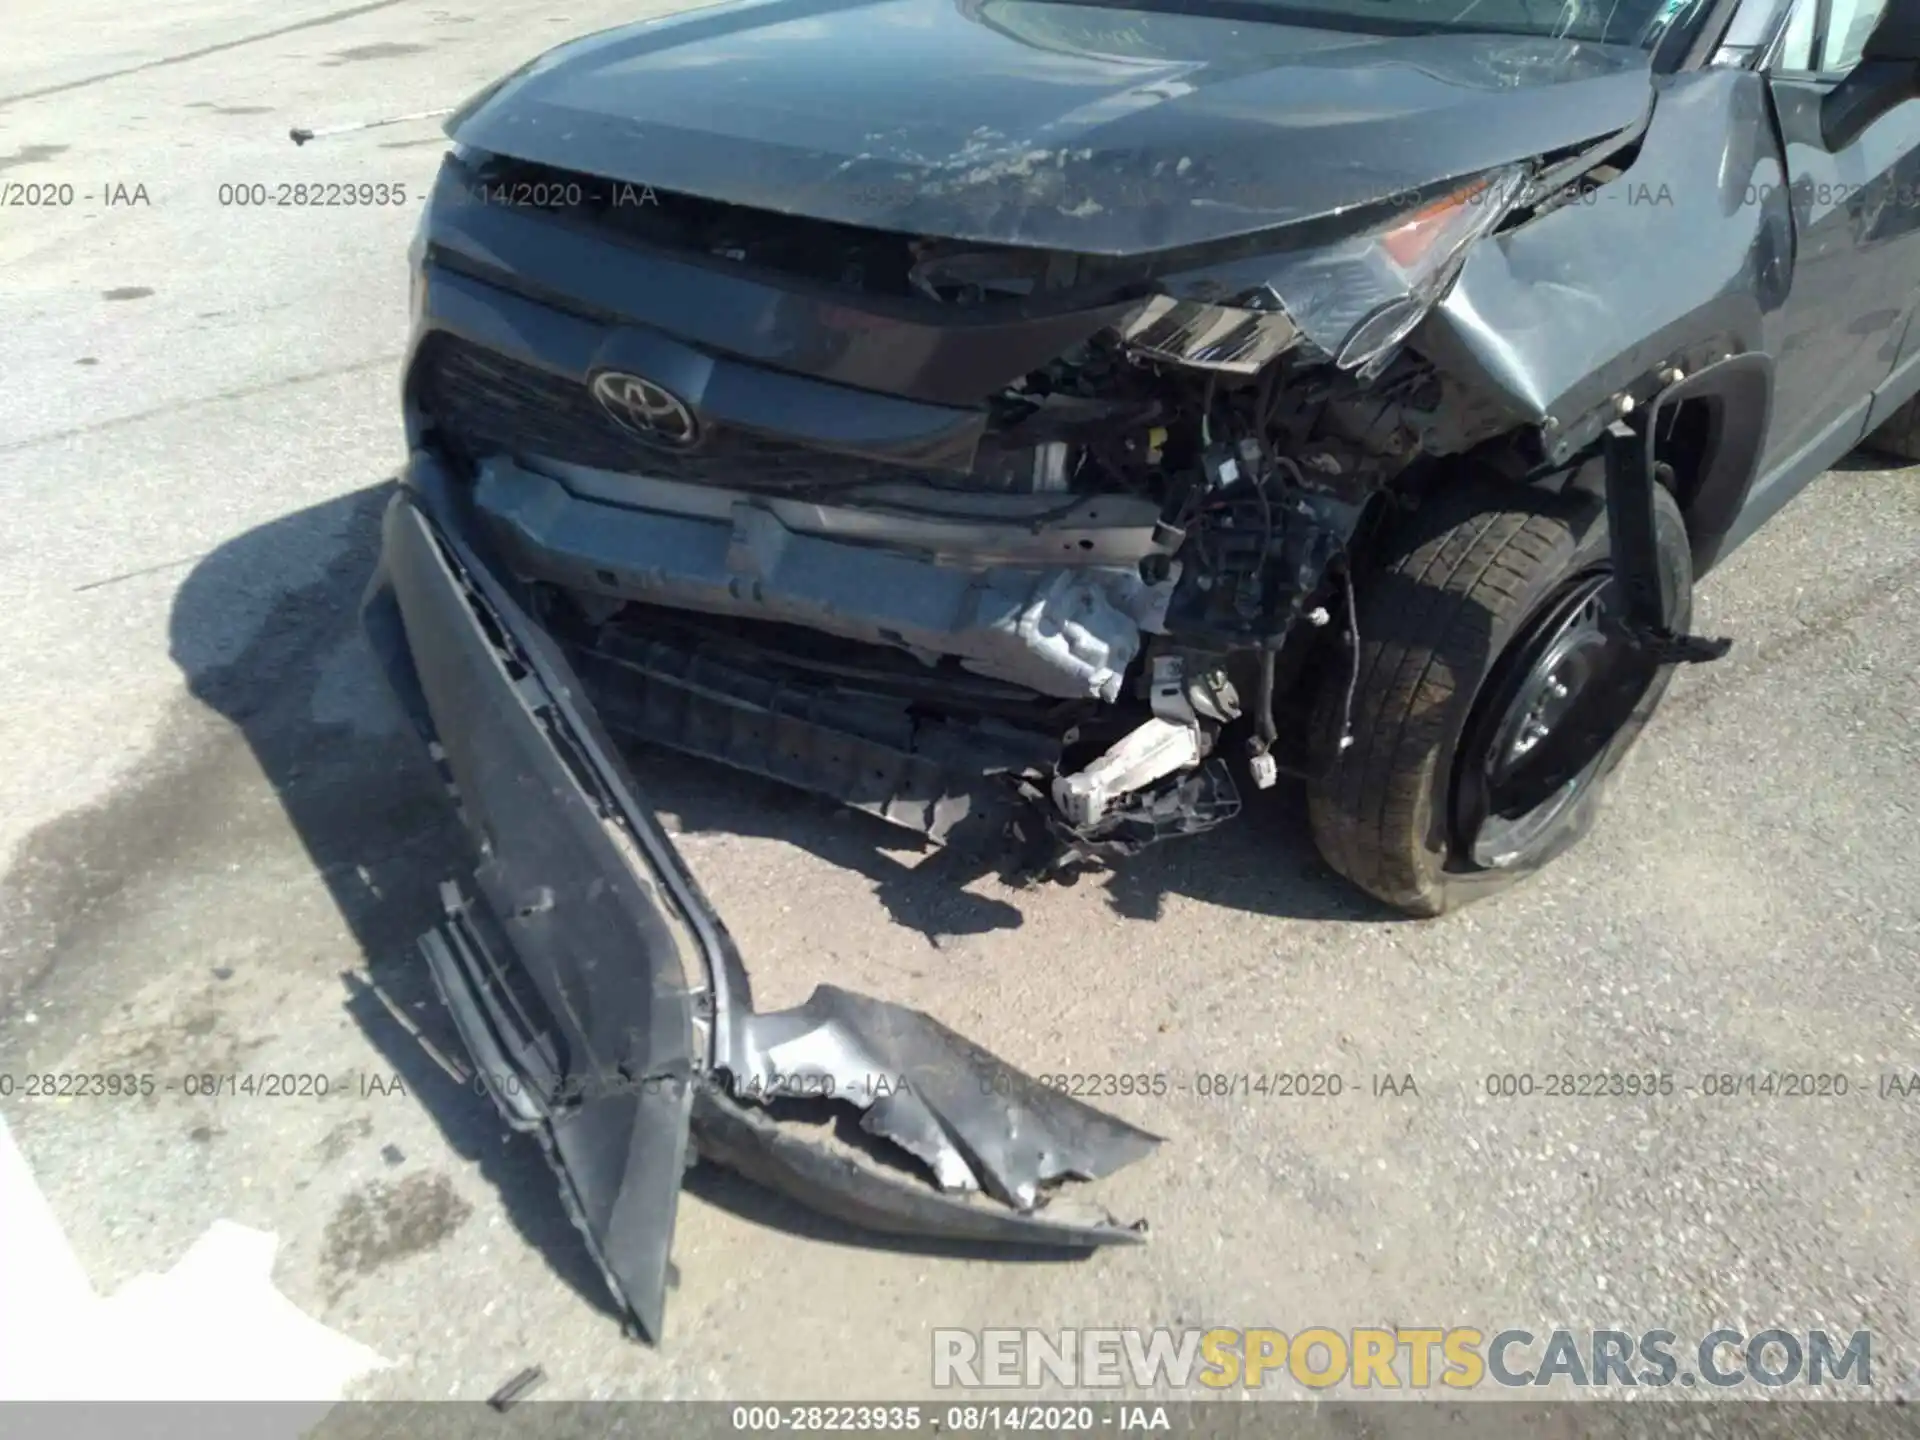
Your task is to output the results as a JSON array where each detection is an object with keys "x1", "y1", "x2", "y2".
[{"x1": 1307, "y1": 477, "x2": 1692, "y2": 916}]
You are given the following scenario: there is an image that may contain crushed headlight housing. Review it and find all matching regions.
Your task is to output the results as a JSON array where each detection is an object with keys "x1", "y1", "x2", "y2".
[
  {"x1": 1114, "y1": 292, "x2": 1300, "y2": 375},
  {"x1": 1264, "y1": 166, "x2": 1528, "y2": 378},
  {"x1": 1118, "y1": 166, "x2": 1526, "y2": 380}
]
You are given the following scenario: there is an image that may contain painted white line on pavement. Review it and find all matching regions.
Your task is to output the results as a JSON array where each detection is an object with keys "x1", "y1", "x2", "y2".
[{"x1": 0, "y1": 1115, "x2": 391, "y2": 1404}]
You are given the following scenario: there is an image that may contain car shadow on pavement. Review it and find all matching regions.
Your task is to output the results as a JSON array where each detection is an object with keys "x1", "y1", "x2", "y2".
[
  {"x1": 169, "y1": 481, "x2": 1391, "y2": 1319},
  {"x1": 622, "y1": 750, "x2": 1038, "y2": 944},
  {"x1": 619, "y1": 691, "x2": 1397, "y2": 932},
  {"x1": 1835, "y1": 443, "x2": 1917, "y2": 472},
  {"x1": 169, "y1": 479, "x2": 630, "y2": 1323}
]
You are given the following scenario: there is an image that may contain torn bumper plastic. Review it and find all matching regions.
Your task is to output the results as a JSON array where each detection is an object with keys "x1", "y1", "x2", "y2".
[{"x1": 360, "y1": 453, "x2": 1158, "y2": 1341}]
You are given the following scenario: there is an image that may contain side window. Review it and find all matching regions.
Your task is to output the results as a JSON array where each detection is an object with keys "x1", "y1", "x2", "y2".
[{"x1": 1775, "y1": 0, "x2": 1891, "y2": 73}]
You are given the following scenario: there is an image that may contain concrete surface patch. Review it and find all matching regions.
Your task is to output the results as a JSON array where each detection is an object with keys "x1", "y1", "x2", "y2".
[
  {"x1": 0, "y1": 143, "x2": 69, "y2": 171},
  {"x1": 322, "y1": 43, "x2": 430, "y2": 65},
  {"x1": 321, "y1": 1173, "x2": 475, "y2": 1298},
  {"x1": 317, "y1": 1114, "x2": 375, "y2": 1164},
  {"x1": 0, "y1": 1118, "x2": 389, "y2": 1402}
]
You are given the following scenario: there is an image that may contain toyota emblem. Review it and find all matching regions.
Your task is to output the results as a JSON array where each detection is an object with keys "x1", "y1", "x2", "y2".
[{"x1": 590, "y1": 370, "x2": 699, "y2": 448}]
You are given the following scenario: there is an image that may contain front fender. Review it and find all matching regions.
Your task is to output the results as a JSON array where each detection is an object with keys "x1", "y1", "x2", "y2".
[{"x1": 1418, "y1": 67, "x2": 1791, "y2": 460}]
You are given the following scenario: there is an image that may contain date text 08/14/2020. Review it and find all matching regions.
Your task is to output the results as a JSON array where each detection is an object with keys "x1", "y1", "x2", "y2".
[
  {"x1": 727, "y1": 1405, "x2": 1171, "y2": 1433},
  {"x1": 7, "y1": 1069, "x2": 1916, "y2": 1102}
]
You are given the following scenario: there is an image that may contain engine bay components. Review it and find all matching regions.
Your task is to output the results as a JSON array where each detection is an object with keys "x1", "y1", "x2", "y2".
[
  {"x1": 471, "y1": 460, "x2": 1176, "y2": 702},
  {"x1": 1052, "y1": 718, "x2": 1205, "y2": 828}
]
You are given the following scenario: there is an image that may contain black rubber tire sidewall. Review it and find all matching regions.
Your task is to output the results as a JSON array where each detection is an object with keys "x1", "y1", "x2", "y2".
[{"x1": 1306, "y1": 478, "x2": 1692, "y2": 916}]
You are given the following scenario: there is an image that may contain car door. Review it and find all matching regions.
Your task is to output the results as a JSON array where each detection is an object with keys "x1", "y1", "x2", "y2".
[{"x1": 1749, "y1": 0, "x2": 1920, "y2": 505}]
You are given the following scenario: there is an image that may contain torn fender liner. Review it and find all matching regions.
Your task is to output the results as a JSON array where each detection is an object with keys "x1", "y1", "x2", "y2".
[{"x1": 364, "y1": 479, "x2": 1158, "y2": 1341}]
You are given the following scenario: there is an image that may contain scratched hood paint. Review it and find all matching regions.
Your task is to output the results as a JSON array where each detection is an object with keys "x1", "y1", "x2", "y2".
[{"x1": 448, "y1": 0, "x2": 1656, "y2": 254}]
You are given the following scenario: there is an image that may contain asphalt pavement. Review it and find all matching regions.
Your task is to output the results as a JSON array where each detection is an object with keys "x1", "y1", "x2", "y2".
[{"x1": 1, "y1": 0, "x2": 1917, "y2": 1406}]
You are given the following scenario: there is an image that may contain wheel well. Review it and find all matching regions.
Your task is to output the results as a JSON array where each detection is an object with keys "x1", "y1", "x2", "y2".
[
  {"x1": 1647, "y1": 355, "x2": 1776, "y2": 575},
  {"x1": 1508, "y1": 355, "x2": 1774, "y2": 577},
  {"x1": 1652, "y1": 397, "x2": 1715, "y2": 510},
  {"x1": 1350, "y1": 350, "x2": 1771, "y2": 600}
]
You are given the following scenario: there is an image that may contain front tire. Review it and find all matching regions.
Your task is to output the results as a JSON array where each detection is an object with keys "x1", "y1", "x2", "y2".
[
  {"x1": 1867, "y1": 395, "x2": 1920, "y2": 463},
  {"x1": 1306, "y1": 477, "x2": 1691, "y2": 916}
]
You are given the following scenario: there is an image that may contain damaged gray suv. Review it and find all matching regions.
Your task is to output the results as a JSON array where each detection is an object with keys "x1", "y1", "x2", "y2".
[{"x1": 363, "y1": 0, "x2": 1920, "y2": 1339}]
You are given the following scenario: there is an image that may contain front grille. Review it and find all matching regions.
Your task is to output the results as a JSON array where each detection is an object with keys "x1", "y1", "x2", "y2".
[{"x1": 412, "y1": 333, "x2": 910, "y2": 487}]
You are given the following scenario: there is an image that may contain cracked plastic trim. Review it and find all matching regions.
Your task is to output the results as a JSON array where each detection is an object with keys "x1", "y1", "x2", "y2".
[{"x1": 364, "y1": 452, "x2": 1160, "y2": 1343}]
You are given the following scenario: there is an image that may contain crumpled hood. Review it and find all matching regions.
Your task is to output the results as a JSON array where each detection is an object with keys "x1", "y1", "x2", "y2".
[{"x1": 449, "y1": 0, "x2": 1655, "y2": 254}]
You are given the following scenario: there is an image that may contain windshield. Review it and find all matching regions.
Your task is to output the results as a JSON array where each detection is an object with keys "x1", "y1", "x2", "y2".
[
  {"x1": 1020, "y1": 0, "x2": 1693, "y2": 49},
  {"x1": 1256, "y1": 0, "x2": 1687, "y2": 44}
]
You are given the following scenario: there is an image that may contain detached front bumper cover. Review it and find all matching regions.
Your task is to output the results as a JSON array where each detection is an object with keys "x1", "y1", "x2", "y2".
[{"x1": 361, "y1": 456, "x2": 1159, "y2": 1341}]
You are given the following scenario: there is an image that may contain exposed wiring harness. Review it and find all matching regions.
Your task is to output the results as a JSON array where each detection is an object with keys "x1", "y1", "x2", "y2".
[{"x1": 1335, "y1": 553, "x2": 1360, "y2": 754}]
